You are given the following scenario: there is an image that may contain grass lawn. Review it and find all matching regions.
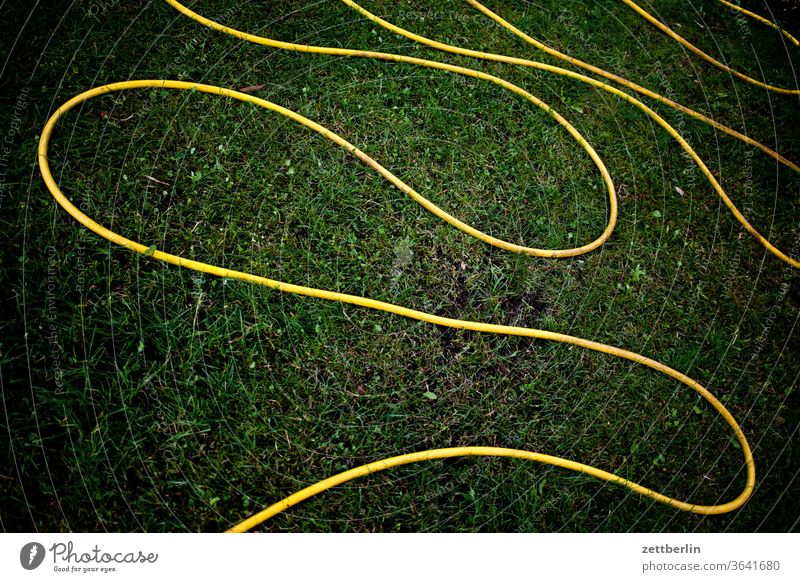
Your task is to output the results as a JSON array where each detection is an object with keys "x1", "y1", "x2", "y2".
[{"x1": 1, "y1": 0, "x2": 799, "y2": 532}]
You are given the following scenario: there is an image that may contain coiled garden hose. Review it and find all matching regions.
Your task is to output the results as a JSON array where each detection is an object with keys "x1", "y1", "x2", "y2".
[{"x1": 39, "y1": 0, "x2": 798, "y2": 532}]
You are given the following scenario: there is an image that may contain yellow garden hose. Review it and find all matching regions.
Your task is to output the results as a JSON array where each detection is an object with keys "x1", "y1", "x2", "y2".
[
  {"x1": 162, "y1": 0, "x2": 800, "y2": 267},
  {"x1": 717, "y1": 0, "x2": 799, "y2": 48},
  {"x1": 624, "y1": 0, "x2": 799, "y2": 95},
  {"x1": 450, "y1": 0, "x2": 800, "y2": 171},
  {"x1": 37, "y1": 79, "x2": 755, "y2": 531},
  {"x1": 339, "y1": 0, "x2": 800, "y2": 264},
  {"x1": 41, "y1": 0, "x2": 799, "y2": 531}
]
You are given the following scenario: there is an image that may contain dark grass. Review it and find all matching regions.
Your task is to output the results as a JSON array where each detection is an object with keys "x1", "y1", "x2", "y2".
[{"x1": 1, "y1": 0, "x2": 798, "y2": 532}]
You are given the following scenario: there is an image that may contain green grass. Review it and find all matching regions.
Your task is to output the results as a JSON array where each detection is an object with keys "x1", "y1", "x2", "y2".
[{"x1": 1, "y1": 0, "x2": 799, "y2": 532}]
